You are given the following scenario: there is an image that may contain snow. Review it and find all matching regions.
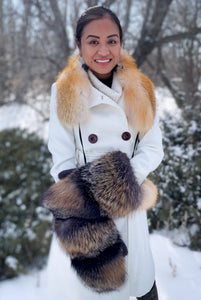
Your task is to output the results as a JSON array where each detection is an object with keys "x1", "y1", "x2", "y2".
[
  {"x1": 197, "y1": 198, "x2": 201, "y2": 210},
  {"x1": 0, "y1": 233, "x2": 201, "y2": 300},
  {"x1": 4, "y1": 256, "x2": 18, "y2": 271},
  {"x1": 155, "y1": 87, "x2": 181, "y2": 118},
  {"x1": 0, "y1": 103, "x2": 49, "y2": 140},
  {"x1": 151, "y1": 234, "x2": 201, "y2": 300}
]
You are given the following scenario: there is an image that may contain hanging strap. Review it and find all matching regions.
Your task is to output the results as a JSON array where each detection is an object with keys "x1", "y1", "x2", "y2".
[
  {"x1": 131, "y1": 132, "x2": 139, "y2": 158},
  {"x1": 79, "y1": 125, "x2": 87, "y2": 164}
]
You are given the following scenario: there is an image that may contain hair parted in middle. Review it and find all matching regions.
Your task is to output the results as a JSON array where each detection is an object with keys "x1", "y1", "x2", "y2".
[{"x1": 75, "y1": 6, "x2": 123, "y2": 45}]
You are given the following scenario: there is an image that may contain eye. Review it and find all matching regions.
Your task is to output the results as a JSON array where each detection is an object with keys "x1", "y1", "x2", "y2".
[
  {"x1": 108, "y1": 39, "x2": 117, "y2": 44},
  {"x1": 89, "y1": 40, "x2": 99, "y2": 45}
]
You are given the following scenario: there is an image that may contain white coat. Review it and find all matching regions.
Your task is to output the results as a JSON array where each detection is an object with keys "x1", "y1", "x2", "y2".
[{"x1": 46, "y1": 51, "x2": 164, "y2": 300}]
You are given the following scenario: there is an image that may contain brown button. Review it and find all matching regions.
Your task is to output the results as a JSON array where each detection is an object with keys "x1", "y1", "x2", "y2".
[
  {"x1": 122, "y1": 131, "x2": 131, "y2": 141},
  {"x1": 88, "y1": 134, "x2": 98, "y2": 144}
]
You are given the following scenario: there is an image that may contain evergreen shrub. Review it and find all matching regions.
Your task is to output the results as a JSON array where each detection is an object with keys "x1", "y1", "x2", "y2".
[
  {"x1": 148, "y1": 114, "x2": 201, "y2": 250},
  {"x1": 0, "y1": 128, "x2": 53, "y2": 280}
]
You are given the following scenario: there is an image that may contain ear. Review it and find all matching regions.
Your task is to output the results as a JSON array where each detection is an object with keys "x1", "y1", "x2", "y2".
[{"x1": 75, "y1": 38, "x2": 81, "y2": 55}]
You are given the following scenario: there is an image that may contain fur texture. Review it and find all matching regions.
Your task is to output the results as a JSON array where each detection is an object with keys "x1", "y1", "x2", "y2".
[
  {"x1": 71, "y1": 240, "x2": 127, "y2": 293},
  {"x1": 80, "y1": 151, "x2": 142, "y2": 218},
  {"x1": 42, "y1": 151, "x2": 157, "y2": 219},
  {"x1": 54, "y1": 217, "x2": 119, "y2": 258},
  {"x1": 56, "y1": 49, "x2": 155, "y2": 134},
  {"x1": 42, "y1": 168, "x2": 101, "y2": 219},
  {"x1": 140, "y1": 179, "x2": 158, "y2": 211}
]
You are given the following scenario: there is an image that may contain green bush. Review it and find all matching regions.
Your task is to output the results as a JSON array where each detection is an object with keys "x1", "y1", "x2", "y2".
[
  {"x1": 148, "y1": 114, "x2": 201, "y2": 250},
  {"x1": 0, "y1": 128, "x2": 53, "y2": 280}
]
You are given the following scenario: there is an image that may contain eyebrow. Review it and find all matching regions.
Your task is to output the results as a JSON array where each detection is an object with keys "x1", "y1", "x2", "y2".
[
  {"x1": 86, "y1": 35, "x2": 100, "y2": 39},
  {"x1": 86, "y1": 34, "x2": 119, "y2": 39},
  {"x1": 107, "y1": 34, "x2": 119, "y2": 38}
]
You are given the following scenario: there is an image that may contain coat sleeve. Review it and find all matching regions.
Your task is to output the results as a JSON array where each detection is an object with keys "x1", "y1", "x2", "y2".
[
  {"x1": 48, "y1": 83, "x2": 76, "y2": 182},
  {"x1": 131, "y1": 113, "x2": 164, "y2": 185}
]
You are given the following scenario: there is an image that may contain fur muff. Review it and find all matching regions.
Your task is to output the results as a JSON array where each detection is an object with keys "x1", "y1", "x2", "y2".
[{"x1": 42, "y1": 150, "x2": 157, "y2": 293}]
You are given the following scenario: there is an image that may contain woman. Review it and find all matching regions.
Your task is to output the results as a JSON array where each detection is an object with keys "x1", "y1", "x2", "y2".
[{"x1": 45, "y1": 5, "x2": 163, "y2": 300}]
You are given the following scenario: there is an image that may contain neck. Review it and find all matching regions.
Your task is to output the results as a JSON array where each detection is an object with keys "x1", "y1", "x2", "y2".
[{"x1": 99, "y1": 74, "x2": 113, "y2": 88}]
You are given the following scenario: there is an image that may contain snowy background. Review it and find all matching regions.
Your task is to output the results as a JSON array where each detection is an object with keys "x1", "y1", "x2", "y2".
[{"x1": 0, "y1": 88, "x2": 200, "y2": 300}]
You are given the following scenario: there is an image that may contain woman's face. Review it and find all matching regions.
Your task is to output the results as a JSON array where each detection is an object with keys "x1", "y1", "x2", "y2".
[{"x1": 77, "y1": 17, "x2": 121, "y2": 80}]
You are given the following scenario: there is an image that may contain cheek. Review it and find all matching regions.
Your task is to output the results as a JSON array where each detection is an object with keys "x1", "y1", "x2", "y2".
[
  {"x1": 114, "y1": 49, "x2": 121, "y2": 62},
  {"x1": 82, "y1": 49, "x2": 95, "y2": 63},
  {"x1": 112, "y1": 45, "x2": 121, "y2": 56}
]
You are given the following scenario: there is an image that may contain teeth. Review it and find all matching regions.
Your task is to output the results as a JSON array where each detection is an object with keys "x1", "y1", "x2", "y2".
[{"x1": 96, "y1": 59, "x2": 110, "y2": 63}]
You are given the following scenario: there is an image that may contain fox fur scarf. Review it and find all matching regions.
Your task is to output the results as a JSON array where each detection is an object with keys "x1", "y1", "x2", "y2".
[
  {"x1": 56, "y1": 49, "x2": 156, "y2": 135},
  {"x1": 42, "y1": 151, "x2": 157, "y2": 293}
]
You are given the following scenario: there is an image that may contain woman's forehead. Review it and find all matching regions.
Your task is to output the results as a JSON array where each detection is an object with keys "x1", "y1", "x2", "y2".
[{"x1": 81, "y1": 17, "x2": 120, "y2": 39}]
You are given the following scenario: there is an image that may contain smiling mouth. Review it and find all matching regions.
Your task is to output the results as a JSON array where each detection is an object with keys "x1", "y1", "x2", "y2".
[{"x1": 95, "y1": 59, "x2": 111, "y2": 63}]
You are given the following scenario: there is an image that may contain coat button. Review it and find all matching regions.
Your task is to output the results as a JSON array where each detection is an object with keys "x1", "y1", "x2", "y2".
[
  {"x1": 122, "y1": 131, "x2": 131, "y2": 141},
  {"x1": 88, "y1": 134, "x2": 98, "y2": 144}
]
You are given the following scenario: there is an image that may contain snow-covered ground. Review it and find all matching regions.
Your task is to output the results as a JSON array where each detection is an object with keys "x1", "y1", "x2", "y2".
[
  {"x1": 0, "y1": 233, "x2": 201, "y2": 300},
  {"x1": 1, "y1": 88, "x2": 200, "y2": 299}
]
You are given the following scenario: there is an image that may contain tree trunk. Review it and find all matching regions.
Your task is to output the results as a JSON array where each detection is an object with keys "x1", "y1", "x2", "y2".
[{"x1": 133, "y1": 0, "x2": 173, "y2": 67}]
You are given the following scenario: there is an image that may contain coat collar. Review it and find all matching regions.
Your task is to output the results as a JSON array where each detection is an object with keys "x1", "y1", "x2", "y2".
[
  {"x1": 56, "y1": 49, "x2": 156, "y2": 135},
  {"x1": 88, "y1": 70, "x2": 122, "y2": 104}
]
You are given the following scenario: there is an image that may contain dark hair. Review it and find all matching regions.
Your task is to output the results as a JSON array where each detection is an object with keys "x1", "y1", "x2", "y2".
[{"x1": 76, "y1": 6, "x2": 123, "y2": 44}]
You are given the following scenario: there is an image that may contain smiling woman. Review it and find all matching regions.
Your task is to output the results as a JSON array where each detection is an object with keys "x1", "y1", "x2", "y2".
[
  {"x1": 43, "y1": 5, "x2": 164, "y2": 300},
  {"x1": 75, "y1": 17, "x2": 121, "y2": 80}
]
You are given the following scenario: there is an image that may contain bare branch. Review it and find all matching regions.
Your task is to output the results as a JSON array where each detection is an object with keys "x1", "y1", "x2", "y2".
[
  {"x1": 101, "y1": 0, "x2": 116, "y2": 7},
  {"x1": 86, "y1": 0, "x2": 97, "y2": 7},
  {"x1": 156, "y1": 27, "x2": 201, "y2": 46},
  {"x1": 122, "y1": 0, "x2": 132, "y2": 34}
]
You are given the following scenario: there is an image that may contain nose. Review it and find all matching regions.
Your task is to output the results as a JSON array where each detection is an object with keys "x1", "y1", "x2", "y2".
[{"x1": 97, "y1": 44, "x2": 110, "y2": 56}]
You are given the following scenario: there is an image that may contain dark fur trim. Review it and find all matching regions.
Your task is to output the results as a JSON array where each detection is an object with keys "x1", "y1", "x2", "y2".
[
  {"x1": 71, "y1": 240, "x2": 127, "y2": 293},
  {"x1": 58, "y1": 168, "x2": 75, "y2": 179}
]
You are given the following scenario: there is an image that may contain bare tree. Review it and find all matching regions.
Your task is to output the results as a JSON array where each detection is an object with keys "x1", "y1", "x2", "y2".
[
  {"x1": 30, "y1": 0, "x2": 71, "y2": 67},
  {"x1": 0, "y1": 0, "x2": 7, "y2": 103},
  {"x1": 149, "y1": 0, "x2": 200, "y2": 122},
  {"x1": 133, "y1": 0, "x2": 173, "y2": 67}
]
